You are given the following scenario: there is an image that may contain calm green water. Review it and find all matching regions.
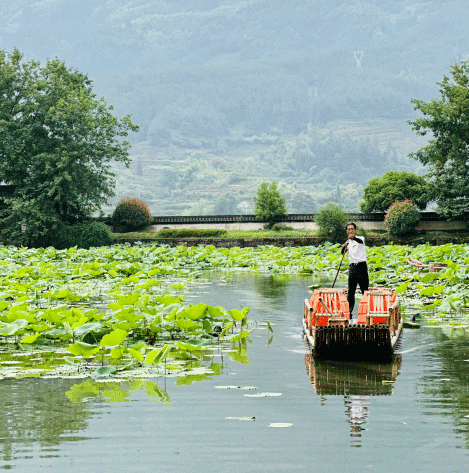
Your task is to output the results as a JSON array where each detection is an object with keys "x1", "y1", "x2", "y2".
[{"x1": 1, "y1": 272, "x2": 469, "y2": 472}]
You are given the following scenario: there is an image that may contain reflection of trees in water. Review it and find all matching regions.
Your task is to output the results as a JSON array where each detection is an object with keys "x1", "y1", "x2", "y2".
[
  {"x1": 420, "y1": 330, "x2": 469, "y2": 448},
  {"x1": 0, "y1": 378, "x2": 95, "y2": 465},
  {"x1": 306, "y1": 354, "x2": 401, "y2": 447},
  {"x1": 253, "y1": 275, "x2": 291, "y2": 300}
]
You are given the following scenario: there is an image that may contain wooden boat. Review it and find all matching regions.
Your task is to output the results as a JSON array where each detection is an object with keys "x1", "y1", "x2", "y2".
[{"x1": 303, "y1": 287, "x2": 403, "y2": 359}]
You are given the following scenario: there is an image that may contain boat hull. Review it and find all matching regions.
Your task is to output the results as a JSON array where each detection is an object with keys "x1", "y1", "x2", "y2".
[
  {"x1": 303, "y1": 288, "x2": 403, "y2": 360},
  {"x1": 303, "y1": 318, "x2": 403, "y2": 360}
]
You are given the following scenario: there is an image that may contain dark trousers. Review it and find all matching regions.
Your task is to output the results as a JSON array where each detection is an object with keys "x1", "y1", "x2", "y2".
[{"x1": 347, "y1": 262, "x2": 369, "y2": 315}]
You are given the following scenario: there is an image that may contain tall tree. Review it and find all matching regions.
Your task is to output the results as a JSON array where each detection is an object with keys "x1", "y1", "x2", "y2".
[
  {"x1": 0, "y1": 49, "x2": 138, "y2": 245},
  {"x1": 360, "y1": 171, "x2": 430, "y2": 212},
  {"x1": 314, "y1": 203, "x2": 347, "y2": 244},
  {"x1": 253, "y1": 181, "x2": 287, "y2": 227},
  {"x1": 408, "y1": 61, "x2": 469, "y2": 218}
]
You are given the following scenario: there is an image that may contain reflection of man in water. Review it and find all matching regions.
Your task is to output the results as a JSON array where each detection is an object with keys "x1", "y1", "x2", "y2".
[{"x1": 344, "y1": 395, "x2": 370, "y2": 447}]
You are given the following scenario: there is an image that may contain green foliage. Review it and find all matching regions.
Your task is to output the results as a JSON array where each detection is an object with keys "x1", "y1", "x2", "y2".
[
  {"x1": 0, "y1": 48, "x2": 138, "y2": 247},
  {"x1": 253, "y1": 181, "x2": 287, "y2": 228},
  {"x1": 157, "y1": 228, "x2": 227, "y2": 238},
  {"x1": 56, "y1": 222, "x2": 113, "y2": 249},
  {"x1": 314, "y1": 203, "x2": 347, "y2": 243},
  {"x1": 271, "y1": 223, "x2": 294, "y2": 232},
  {"x1": 408, "y1": 61, "x2": 469, "y2": 218},
  {"x1": 2, "y1": 199, "x2": 64, "y2": 248},
  {"x1": 360, "y1": 171, "x2": 430, "y2": 212},
  {"x1": 76, "y1": 222, "x2": 113, "y2": 249},
  {"x1": 384, "y1": 200, "x2": 421, "y2": 237},
  {"x1": 112, "y1": 197, "x2": 153, "y2": 232},
  {"x1": 12, "y1": 220, "x2": 113, "y2": 249}
]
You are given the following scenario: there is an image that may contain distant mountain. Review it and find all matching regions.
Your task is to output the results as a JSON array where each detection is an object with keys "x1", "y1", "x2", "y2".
[
  {"x1": 1, "y1": 1, "x2": 466, "y2": 214},
  {"x1": 2, "y1": 1, "x2": 467, "y2": 78}
]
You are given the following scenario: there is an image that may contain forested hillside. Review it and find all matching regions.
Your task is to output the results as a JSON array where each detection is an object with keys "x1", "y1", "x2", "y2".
[{"x1": 1, "y1": 0, "x2": 466, "y2": 214}]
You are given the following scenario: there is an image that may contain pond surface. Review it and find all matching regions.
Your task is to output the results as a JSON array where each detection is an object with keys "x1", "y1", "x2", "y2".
[{"x1": 1, "y1": 272, "x2": 469, "y2": 472}]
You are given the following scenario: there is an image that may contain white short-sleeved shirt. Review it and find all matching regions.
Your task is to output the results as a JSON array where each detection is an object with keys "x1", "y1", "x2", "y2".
[{"x1": 348, "y1": 236, "x2": 366, "y2": 264}]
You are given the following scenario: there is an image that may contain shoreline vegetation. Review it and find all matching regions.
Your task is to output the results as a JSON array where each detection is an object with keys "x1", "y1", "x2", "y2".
[{"x1": 111, "y1": 228, "x2": 469, "y2": 246}]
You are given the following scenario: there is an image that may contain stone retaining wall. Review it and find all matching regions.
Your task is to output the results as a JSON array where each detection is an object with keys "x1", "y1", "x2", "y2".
[{"x1": 113, "y1": 236, "x2": 467, "y2": 247}]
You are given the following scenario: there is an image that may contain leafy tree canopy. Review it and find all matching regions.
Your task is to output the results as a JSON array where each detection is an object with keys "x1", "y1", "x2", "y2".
[
  {"x1": 314, "y1": 203, "x2": 347, "y2": 244},
  {"x1": 408, "y1": 61, "x2": 469, "y2": 218},
  {"x1": 0, "y1": 49, "x2": 139, "y2": 246},
  {"x1": 253, "y1": 181, "x2": 287, "y2": 227},
  {"x1": 360, "y1": 171, "x2": 430, "y2": 213}
]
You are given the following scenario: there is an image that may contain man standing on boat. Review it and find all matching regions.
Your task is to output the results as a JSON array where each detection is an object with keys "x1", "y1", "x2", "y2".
[{"x1": 342, "y1": 222, "x2": 369, "y2": 317}]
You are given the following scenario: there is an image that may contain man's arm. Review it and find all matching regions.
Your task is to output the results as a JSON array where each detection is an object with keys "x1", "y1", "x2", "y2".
[{"x1": 342, "y1": 236, "x2": 363, "y2": 255}]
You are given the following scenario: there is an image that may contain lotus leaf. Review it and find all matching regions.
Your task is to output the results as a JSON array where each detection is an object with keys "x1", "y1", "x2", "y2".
[
  {"x1": 145, "y1": 344, "x2": 172, "y2": 365},
  {"x1": 174, "y1": 319, "x2": 201, "y2": 332},
  {"x1": 31, "y1": 323, "x2": 51, "y2": 333},
  {"x1": 100, "y1": 329, "x2": 128, "y2": 347},
  {"x1": 220, "y1": 321, "x2": 234, "y2": 338},
  {"x1": 178, "y1": 302, "x2": 208, "y2": 320},
  {"x1": 420, "y1": 286, "x2": 445, "y2": 296},
  {"x1": 110, "y1": 346, "x2": 127, "y2": 359},
  {"x1": 20, "y1": 333, "x2": 41, "y2": 344},
  {"x1": 0, "y1": 319, "x2": 28, "y2": 336},
  {"x1": 207, "y1": 305, "x2": 228, "y2": 319},
  {"x1": 176, "y1": 339, "x2": 211, "y2": 351},
  {"x1": 73, "y1": 322, "x2": 104, "y2": 339},
  {"x1": 228, "y1": 309, "x2": 247, "y2": 322},
  {"x1": 67, "y1": 341, "x2": 99, "y2": 358},
  {"x1": 202, "y1": 319, "x2": 212, "y2": 333},
  {"x1": 91, "y1": 365, "x2": 117, "y2": 379},
  {"x1": 45, "y1": 327, "x2": 67, "y2": 338},
  {"x1": 227, "y1": 330, "x2": 251, "y2": 342},
  {"x1": 127, "y1": 347, "x2": 144, "y2": 362}
]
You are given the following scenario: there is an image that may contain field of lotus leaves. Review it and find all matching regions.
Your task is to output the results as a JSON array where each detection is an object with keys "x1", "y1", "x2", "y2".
[{"x1": 1, "y1": 242, "x2": 468, "y2": 388}]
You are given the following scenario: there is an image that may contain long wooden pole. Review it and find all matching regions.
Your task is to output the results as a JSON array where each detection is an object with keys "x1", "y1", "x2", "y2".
[
  {"x1": 318, "y1": 297, "x2": 333, "y2": 316},
  {"x1": 332, "y1": 252, "x2": 346, "y2": 288}
]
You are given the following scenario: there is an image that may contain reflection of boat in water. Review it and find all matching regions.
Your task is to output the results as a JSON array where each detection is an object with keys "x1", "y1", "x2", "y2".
[
  {"x1": 306, "y1": 354, "x2": 402, "y2": 446},
  {"x1": 303, "y1": 287, "x2": 403, "y2": 359},
  {"x1": 305, "y1": 353, "x2": 402, "y2": 396}
]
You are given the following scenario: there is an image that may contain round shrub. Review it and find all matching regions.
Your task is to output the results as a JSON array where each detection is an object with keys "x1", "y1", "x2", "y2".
[
  {"x1": 76, "y1": 222, "x2": 113, "y2": 249},
  {"x1": 112, "y1": 197, "x2": 153, "y2": 232},
  {"x1": 271, "y1": 223, "x2": 294, "y2": 232},
  {"x1": 54, "y1": 222, "x2": 113, "y2": 249},
  {"x1": 314, "y1": 203, "x2": 347, "y2": 243},
  {"x1": 384, "y1": 200, "x2": 421, "y2": 237}
]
